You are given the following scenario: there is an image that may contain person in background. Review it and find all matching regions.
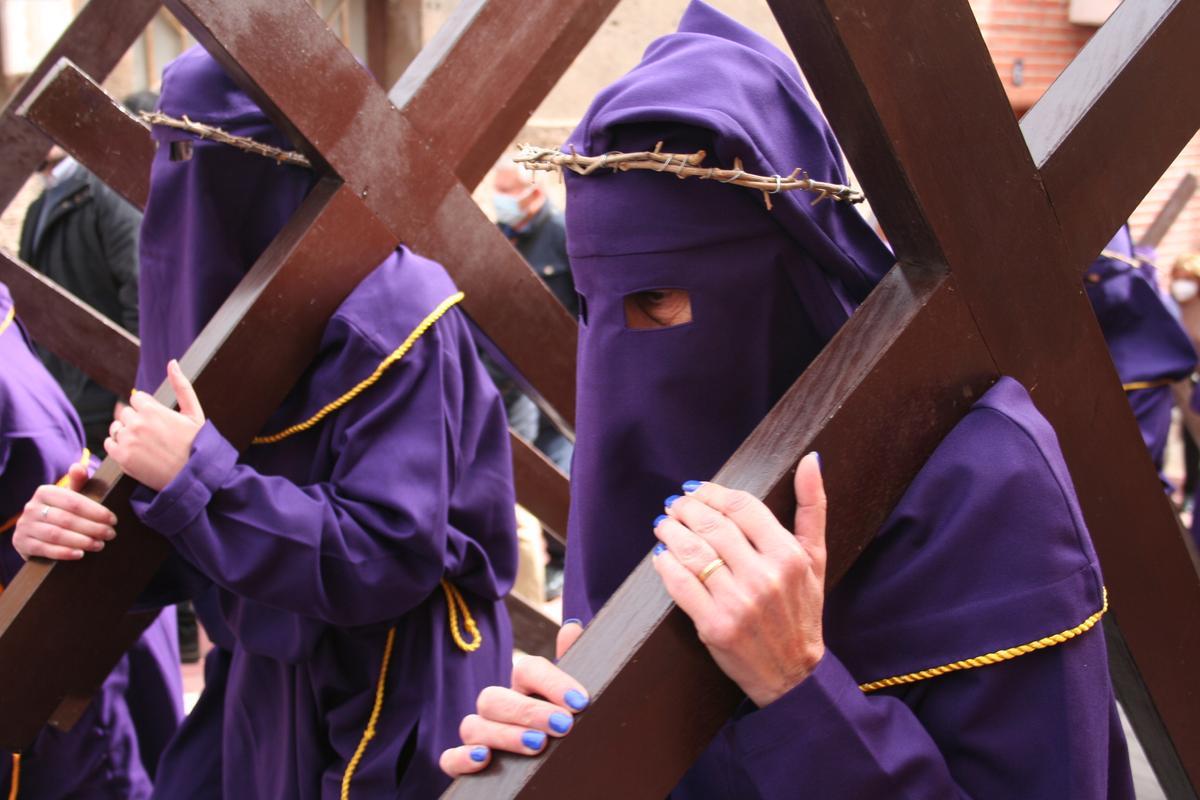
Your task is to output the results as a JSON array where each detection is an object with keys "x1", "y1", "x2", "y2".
[
  {"x1": 18, "y1": 92, "x2": 156, "y2": 454},
  {"x1": 0, "y1": 280, "x2": 178, "y2": 798},
  {"x1": 490, "y1": 161, "x2": 576, "y2": 599},
  {"x1": 1084, "y1": 227, "x2": 1197, "y2": 492},
  {"x1": 1170, "y1": 253, "x2": 1200, "y2": 513}
]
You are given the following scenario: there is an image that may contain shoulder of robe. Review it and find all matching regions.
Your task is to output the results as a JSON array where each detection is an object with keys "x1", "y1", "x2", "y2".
[
  {"x1": 323, "y1": 247, "x2": 462, "y2": 359},
  {"x1": 823, "y1": 376, "x2": 1107, "y2": 689}
]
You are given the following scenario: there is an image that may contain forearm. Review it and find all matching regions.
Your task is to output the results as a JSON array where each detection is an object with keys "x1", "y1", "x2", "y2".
[{"x1": 131, "y1": 421, "x2": 447, "y2": 626}]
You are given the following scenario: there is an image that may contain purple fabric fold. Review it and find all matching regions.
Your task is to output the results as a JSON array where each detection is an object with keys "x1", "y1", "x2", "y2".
[
  {"x1": 561, "y1": 4, "x2": 1132, "y2": 797},
  {"x1": 134, "y1": 46, "x2": 517, "y2": 798}
]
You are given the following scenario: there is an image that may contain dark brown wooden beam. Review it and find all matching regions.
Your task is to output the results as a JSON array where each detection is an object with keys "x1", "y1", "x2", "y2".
[
  {"x1": 776, "y1": 3, "x2": 1200, "y2": 794},
  {"x1": 0, "y1": 0, "x2": 159, "y2": 209},
  {"x1": 389, "y1": 0, "x2": 619, "y2": 191},
  {"x1": 167, "y1": 0, "x2": 579, "y2": 427},
  {"x1": 444, "y1": 267, "x2": 1000, "y2": 798},
  {"x1": 448, "y1": 1, "x2": 1200, "y2": 796},
  {"x1": 505, "y1": 592, "x2": 557, "y2": 661},
  {"x1": 15, "y1": 58, "x2": 575, "y2": 548},
  {"x1": 365, "y1": 0, "x2": 423, "y2": 91},
  {"x1": 1025, "y1": 0, "x2": 1200, "y2": 270},
  {"x1": 510, "y1": 433, "x2": 568, "y2": 546},
  {"x1": 1140, "y1": 173, "x2": 1197, "y2": 250},
  {"x1": 0, "y1": 179, "x2": 401, "y2": 747},
  {"x1": 0, "y1": 250, "x2": 136, "y2": 395},
  {"x1": 16, "y1": 58, "x2": 154, "y2": 209}
]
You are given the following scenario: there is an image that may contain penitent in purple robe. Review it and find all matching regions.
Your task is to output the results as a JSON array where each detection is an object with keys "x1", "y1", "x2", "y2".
[
  {"x1": 131, "y1": 47, "x2": 517, "y2": 799},
  {"x1": 560, "y1": 4, "x2": 1134, "y2": 797},
  {"x1": 0, "y1": 282, "x2": 181, "y2": 799},
  {"x1": 1084, "y1": 225, "x2": 1196, "y2": 484}
]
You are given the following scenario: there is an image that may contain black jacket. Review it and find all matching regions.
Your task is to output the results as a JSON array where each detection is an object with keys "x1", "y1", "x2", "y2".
[
  {"x1": 18, "y1": 165, "x2": 141, "y2": 442},
  {"x1": 503, "y1": 203, "x2": 578, "y2": 317}
]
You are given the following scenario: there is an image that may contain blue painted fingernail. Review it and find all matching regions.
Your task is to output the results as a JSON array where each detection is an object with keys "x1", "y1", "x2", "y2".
[
  {"x1": 652, "y1": 542, "x2": 667, "y2": 557},
  {"x1": 549, "y1": 712, "x2": 573, "y2": 734},
  {"x1": 653, "y1": 514, "x2": 669, "y2": 528},
  {"x1": 664, "y1": 494, "x2": 682, "y2": 508},
  {"x1": 564, "y1": 688, "x2": 589, "y2": 711},
  {"x1": 522, "y1": 730, "x2": 547, "y2": 751},
  {"x1": 814, "y1": 452, "x2": 822, "y2": 472},
  {"x1": 563, "y1": 618, "x2": 582, "y2": 627},
  {"x1": 470, "y1": 746, "x2": 489, "y2": 763},
  {"x1": 682, "y1": 480, "x2": 703, "y2": 493}
]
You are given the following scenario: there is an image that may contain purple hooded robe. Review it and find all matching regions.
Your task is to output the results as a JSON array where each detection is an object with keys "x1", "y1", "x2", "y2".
[
  {"x1": 0, "y1": 282, "x2": 177, "y2": 799},
  {"x1": 560, "y1": 4, "x2": 1134, "y2": 797},
  {"x1": 1084, "y1": 225, "x2": 1196, "y2": 484},
  {"x1": 129, "y1": 47, "x2": 517, "y2": 799}
]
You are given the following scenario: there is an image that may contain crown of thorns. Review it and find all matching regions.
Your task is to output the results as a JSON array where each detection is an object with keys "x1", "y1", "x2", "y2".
[
  {"x1": 513, "y1": 142, "x2": 864, "y2": 209},
  {"x1": 139, "y1": 110, "x2": 313, "y2": 168}
]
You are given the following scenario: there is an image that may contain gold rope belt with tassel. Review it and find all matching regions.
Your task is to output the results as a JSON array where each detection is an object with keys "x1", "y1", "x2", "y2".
[{"x1": 237, "y1": 291, "x2": 481, "y2": 797}]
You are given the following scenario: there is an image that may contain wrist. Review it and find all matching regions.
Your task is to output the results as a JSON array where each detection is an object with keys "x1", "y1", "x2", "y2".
[{"x1": 746, "y1": 641, "x2": 825, "y2": 707}]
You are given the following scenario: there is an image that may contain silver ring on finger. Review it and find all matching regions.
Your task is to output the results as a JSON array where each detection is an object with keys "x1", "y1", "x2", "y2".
[
  {"x1": 40, "y1": 505, "x2": 51, "y2": 520},
  {"x1": 697, "y1": 557, "x2": 727, "y2": 584}
]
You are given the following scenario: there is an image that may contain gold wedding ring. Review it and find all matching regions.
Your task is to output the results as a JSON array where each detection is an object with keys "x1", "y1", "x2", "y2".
[{"x1": 697, "y1": 557, "x2": 727, "y2": 584}]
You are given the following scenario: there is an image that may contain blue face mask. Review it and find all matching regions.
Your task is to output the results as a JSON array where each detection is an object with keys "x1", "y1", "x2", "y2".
[{"x1": 493, "y1": 190, "x2": 531, "y2": 226}]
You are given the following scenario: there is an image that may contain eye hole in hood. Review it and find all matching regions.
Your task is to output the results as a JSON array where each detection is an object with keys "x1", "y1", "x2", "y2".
[{"x1": 624, "y1": 288, "x2": 692, "y2": 329}]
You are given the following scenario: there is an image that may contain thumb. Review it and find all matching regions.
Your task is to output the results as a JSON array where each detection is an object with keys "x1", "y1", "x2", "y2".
[
  {"x1": 168, "y1": 359, "x2": 205, "y2": 424},
  {"x1": 66, "y1": 462, "x2": 89, "y2": 493},
  {"x1": 555, "y1": 620, "x2": 584, "y2": 660},
  {"x1": 793, "y1": 452, "x2": 827, "y2": 559}
]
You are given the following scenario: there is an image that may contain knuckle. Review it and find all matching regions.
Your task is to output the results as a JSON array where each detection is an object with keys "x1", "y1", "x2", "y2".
[
  {"x1": 700, "y1": 618, "x2": 736, "y2": 649},
  {"x1": 477, "y1": 687, "x2": 504, "y2": 716},
  {"x1": 693, "y1": 513, "x2": 723, "y2": 536},
  {"x1": 514, "y1": 656, "x2": 550, "y2": 687},
  {"x1": 460, "y1": 714, "x2": 483, "y2": 740},
  {"x1": 723, "y1": 490, "x2": 755, "y2": 514}
]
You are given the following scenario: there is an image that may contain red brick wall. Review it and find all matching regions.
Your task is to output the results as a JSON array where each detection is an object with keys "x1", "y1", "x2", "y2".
[{"x1": 972, "y1": 0, "x2": 1200, "y2": 271}]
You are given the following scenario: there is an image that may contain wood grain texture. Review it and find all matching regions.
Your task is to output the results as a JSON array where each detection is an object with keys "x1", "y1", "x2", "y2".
[
  {"x1": 0, "y1": 0, "x2": 159, "y2": 209},
  {"x1": 16, "y1": 58, "x2": 154, "y2": 209},
  {"x1": 389, "y1": 0, "x2": 619, "y2": 190},
  {"x1": 0, "y1": 180, "x2": 401, "y2": 747},
  {"x1": 1024, "y1": 0, "x2": 1200, "y2": 271},
  {"x1": 167, "y1": 0, "x2": 579, "y2": 426},
  {"x1": 1140, "y1": 173, "x2": 1197, "y2": 250},
  {"x1": 15, "y1": 58, "x2": 574, "y2": 546},
  {"x1": 0, "y1": 250, "x2": 137, "y2": 395},
  {"x1": 771, "y1": 0, "x2": 1200, "y2": 794},
  {"x1": 446, "y1": 0, "x2": 1200, "y2": 796}
]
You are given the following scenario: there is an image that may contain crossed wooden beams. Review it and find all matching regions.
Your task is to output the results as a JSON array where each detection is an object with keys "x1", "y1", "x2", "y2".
[
  {"x1": 0, "y1": 0, "x2": 625, "y2": 746},
  {"x1": 445, "y1": 0, "x2": 1200, "y2": 797}
]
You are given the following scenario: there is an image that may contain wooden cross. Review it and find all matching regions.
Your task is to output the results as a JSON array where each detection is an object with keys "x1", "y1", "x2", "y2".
[
  {"x1": 0, "y1": 0, "x2": 622, "y2": 744},
  {"x1": 441, "y1": 1, "x2": 1200, "y2": 798},
  {"x1": 0, "y1": 2, "x2": 1197, "y2": 799}
]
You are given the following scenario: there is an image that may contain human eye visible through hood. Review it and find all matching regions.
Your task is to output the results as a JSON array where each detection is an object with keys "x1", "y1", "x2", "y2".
[{"x1": 624, "y1": 288, "x2": 692, "y2": 329}]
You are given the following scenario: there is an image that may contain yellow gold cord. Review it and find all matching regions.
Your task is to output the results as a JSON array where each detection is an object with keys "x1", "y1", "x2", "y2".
[
  {"x1": 0, "y1": 306, "x2": 14, "y2": 338},
  {"x1": 442, "y1": 580, "x2": 482, "y2": 653},
  {"x1": 858, "y1": 587, "x2": 1108, "y2": 693},
  {"x1": 1122, "y1": 378, "x2": 1173, "y2": 392},
  {"x1": 251, "y1": 292, "x2": 465, "y2": 444},
  {"x1": 340, "y1": 626, "x2": 396, "y2": 800},
  {"x1": 7, "y1": 753, "x2": 19, "y2": 800}
]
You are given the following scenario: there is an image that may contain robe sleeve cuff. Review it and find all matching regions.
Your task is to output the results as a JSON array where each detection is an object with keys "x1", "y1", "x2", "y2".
[
  {"x1": 131, "y1": 421, "x2": 238, "y2": 537},
  {"x1": 732, "y1": 648, "x2": 864, "y2": 760}
]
